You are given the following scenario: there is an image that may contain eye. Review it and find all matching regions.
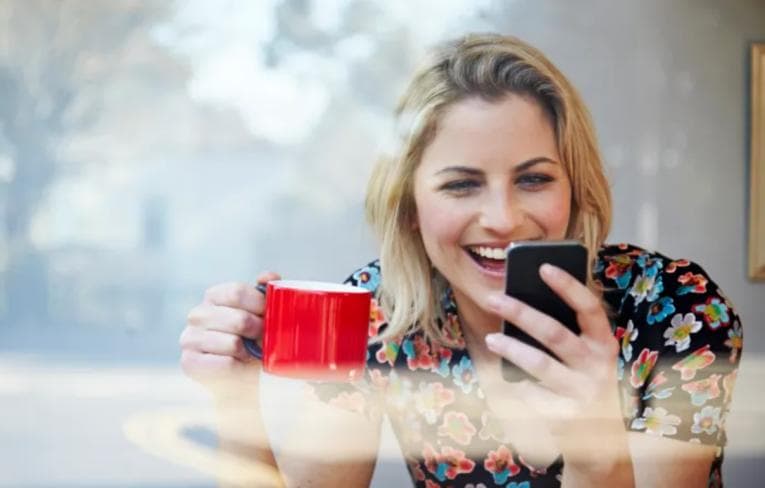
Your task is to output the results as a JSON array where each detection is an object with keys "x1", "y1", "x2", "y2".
[
  {"x1": 439, "y1": 179, "x2": 482, "y2": 194},
  {"x1": 516, "y1": 173, "x2": 554, "y2": 190}
]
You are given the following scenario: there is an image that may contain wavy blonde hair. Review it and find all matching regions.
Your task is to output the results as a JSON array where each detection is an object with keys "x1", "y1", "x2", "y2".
[{"x1": 365, "y1": 33, "x2": 611, "y2": 344}]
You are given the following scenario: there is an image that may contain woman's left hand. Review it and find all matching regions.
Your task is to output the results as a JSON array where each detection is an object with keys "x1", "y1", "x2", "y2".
[{"x1": 484, "y1": 263, "x2": 631, "y2": 477}]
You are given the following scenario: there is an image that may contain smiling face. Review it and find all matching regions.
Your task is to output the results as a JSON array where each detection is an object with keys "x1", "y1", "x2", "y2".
[{"x1": 413, "y1": 94, "x2": 572, "y2": 328}]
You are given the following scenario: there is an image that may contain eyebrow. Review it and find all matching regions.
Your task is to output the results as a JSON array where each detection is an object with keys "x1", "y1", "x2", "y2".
[{"x1": 433, "y1": 157, "x2": 558, "y2": 176}]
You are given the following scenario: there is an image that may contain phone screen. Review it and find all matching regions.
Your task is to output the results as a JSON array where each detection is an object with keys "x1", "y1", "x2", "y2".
[{"x1": 501, "y1": 240, "x2": 587, "y2": 383}]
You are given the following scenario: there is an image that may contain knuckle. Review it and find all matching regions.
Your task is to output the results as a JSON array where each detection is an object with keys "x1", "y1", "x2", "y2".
[
  {"x1": 229, "y1": 283, "x2": 250, "y2": 305},
  {"x1": 543, "y1": 322, "x2": 568, "y2": 347},
  {"x1": 230, "y1": 309, "x2": 251, "y2": 335},
  {"x1": 582, "y1": 295, "x2": 602, "y2": 316},
  {"x1": 186, "y1": 305, "x2": 207, "y2": 326},
  {"x1": 528, "y1": 351, "x2": 551, "y2": 375}
]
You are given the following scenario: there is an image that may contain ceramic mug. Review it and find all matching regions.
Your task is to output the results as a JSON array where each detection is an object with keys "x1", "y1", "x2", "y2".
[{"x1": 243, "y1": 280, "x2": 371, "y2": 381}]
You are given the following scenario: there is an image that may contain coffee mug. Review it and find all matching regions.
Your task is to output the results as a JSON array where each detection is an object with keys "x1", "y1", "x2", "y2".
[{"x1": 244, "y1": 280, "x2": 372, "y2": 381}]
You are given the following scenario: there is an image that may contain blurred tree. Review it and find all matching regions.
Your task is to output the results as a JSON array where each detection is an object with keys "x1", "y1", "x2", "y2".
[{"x1": 0, "y1": 0, "x2": 173, "y2": 324}]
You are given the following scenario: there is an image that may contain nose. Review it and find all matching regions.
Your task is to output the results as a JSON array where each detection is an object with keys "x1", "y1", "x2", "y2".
[{"x1": 478, "y1": 190, "x2": 525, "y2": 236}]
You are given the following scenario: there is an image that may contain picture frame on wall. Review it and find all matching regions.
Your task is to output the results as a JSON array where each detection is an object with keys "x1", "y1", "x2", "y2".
[{"x1": 750, "y1": 43, "x2": 765, "y2": 280}]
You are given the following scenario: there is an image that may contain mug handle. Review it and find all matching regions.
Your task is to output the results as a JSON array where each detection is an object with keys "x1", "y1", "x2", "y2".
[{"x1": 243, "y1": 282, "x2": 268, "y2": 359}]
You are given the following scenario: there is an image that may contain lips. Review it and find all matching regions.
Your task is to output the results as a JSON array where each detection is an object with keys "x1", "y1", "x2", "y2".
[{"x1": 465, "y1": 245, "x2": 506, "y2": 273}]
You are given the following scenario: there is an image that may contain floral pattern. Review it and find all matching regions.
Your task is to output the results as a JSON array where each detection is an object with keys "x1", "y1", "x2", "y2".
[
  {"x1": 308, "y1": 244, "x2": 741, "y2": 486},
  {"x1": 483, "y1": 445, "x2": 521, "y2": 484},
  {"x1": 631, "y1": 406, "x2": 682, "y2": 437},
  {"x1": 663, "y1": 312, "x2": 702, "y2": 352},
  {"x1": 452, "y1": 356, "x2": 478, "y2": 394},
  {"x1": 692, "y1": 297, "x2": 731, "y2": 330},
  {"x1": 438, "y1": 411, "x2": 477, "y2": 445},
  {"x1": 646, "y1": 296, "x2": 676, "y2": 324}
]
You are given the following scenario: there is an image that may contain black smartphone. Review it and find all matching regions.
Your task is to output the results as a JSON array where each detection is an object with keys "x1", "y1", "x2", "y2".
[{"x1": 501, "y1": 240, "x2": 588, "y2": 383}]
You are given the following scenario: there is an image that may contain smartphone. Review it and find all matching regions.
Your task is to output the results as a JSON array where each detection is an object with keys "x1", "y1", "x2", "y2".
[{"x1": 501, "y1": 240, "x2": 588, "y2": 383}]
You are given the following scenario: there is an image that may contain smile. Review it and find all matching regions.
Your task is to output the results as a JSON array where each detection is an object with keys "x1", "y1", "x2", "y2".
[{"x1": 465, "y1": 245, "x2": 506, "y2": 274}]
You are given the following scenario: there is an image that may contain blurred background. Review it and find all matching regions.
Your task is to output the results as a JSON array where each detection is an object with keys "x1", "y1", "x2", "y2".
[{"x1": 0, "y1": 0, "x2": 763, "y2": 486}]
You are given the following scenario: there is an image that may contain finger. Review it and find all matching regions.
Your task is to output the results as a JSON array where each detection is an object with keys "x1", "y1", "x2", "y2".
[
  {"x1": 485, "y1": 333, "x2": 580, "y2": 396},
  {"x1": 180, "y1": 327, "x2": 252, "y2": 362},
  {"x1": 180, "y1": 350, "x2": 260, "y2": 392},
  {"x1": 203, "y1": 282, "x2": 266, "y2": 314},
  {"x1": 539, "y1": 264, "x2": 614, "y2": 344},
  {"x1": 486, "y1": 294, "x2": 588, "y2": 367},
  {"x1": 187, "y1": 304, "x2": 263, "y2": 339},
  {"x1": 255, "y1": 271, "x2": 281, "y2": 285}
]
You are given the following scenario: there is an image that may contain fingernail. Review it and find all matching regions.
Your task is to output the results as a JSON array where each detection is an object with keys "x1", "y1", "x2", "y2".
[
  {"x1": 540, "y1": 263, "x2": 558, "y2": 278},
  {"x1": 485, "y1": 333, "x2": 503, "y2": 350}
]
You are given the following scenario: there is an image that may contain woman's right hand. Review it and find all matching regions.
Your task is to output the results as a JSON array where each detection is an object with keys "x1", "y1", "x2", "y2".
[{"x1": 180, "y1": 271, "x2": 281, "y2": 398}]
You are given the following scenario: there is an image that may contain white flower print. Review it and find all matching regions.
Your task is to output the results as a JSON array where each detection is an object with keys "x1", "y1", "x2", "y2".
[
  {"x1": 631, "y1": 407, "x2": 682, "y2": 437},
  {"x1": 663, "y1": 313, "x2": 703, "y2": 352},
  {"x1": 691, "y1": 405, "x2": 722, "y2": 435}
]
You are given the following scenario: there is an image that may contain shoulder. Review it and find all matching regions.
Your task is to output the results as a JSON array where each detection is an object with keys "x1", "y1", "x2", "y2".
[
  {"x1": 343, "y1": 259, "x2": 382, "y2": 295},
  {"x1": 595, "y1": 243, "x2": 724, "y2": 299}
]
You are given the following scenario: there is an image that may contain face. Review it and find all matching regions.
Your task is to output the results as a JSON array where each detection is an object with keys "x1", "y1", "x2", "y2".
[{"x1": 413, "y1": 94, "x2": 572, "y2": 326}]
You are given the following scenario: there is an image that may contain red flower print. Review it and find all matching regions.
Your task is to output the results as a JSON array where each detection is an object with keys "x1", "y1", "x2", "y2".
[
  {"x1": 672, "y1": 345, "x2": 716, "y2": 381},
  {"x1": 404, "y1": 336, "x2": 436, "y2": 371},
  {"x1": 441, "y1": 446, "x2": 476, "y2": 479},
  {"x1": 368, "y1": 299, "x2": 387, "y2": 337},
  {"x1": 422, "y1": 443, "x2": 476, "y2": 481},
  {"x1": 665, "y1": 259, "x2": 690, "y2": 273},
  {"x1": 605, "y1": 255, "x2": 632, "y2": 279},
  {"x1": 681, "y1": 374, "x2": 722, "y2": 406},
  {"x1": 408, "y1": 459, "x2": 426, "y2": 481},
  {"x1": 437, "y1": 411, "x2": 477, "y2": 445},
  {"x1": 677, "y1": 272, "x2": 708, "y2": 294},
  {"x1": 630, "y1": 348, "x2": 659, "y2": 388},
  {"x1": 484, "y1": 445, "x2": 521, "y2": 484}
]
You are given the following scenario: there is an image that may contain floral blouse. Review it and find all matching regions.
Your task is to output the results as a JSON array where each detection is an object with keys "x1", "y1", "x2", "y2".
[{"x1": 310, "y1": 243, "x2": 742, "y2": 487}]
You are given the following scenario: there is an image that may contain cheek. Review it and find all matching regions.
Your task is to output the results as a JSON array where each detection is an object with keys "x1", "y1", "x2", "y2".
[
  {"x1": 415, "y1": 197, "x2": 468, "y2": 249},
  {"x1": 532, "y1": 185, "x2": 572, "y2": 238}
]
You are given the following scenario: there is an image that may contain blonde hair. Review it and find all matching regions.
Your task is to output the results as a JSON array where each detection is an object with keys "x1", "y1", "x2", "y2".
[{"x1": 365, "y1": 33, "x2": 611, "y2": 344}]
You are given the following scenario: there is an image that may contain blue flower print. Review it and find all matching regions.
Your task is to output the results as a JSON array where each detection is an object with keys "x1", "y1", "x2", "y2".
[
  {"x1": 646, "y1": 296, "x2": 676, "y2": 325},
  {"x1": 352, "y1": 265, "x2": 380, "y2": 291},
  {"x1": 636, "y1": 253, "x2": 664, "y2": 277},
  {"x1": 452, "y1": 356, "x2": 478, "y2": 394},
  {"x1": 508, "y1": 482, "x2": 530, "y2": 488},
  {"x1": 435, "y1": 356, "x2": 451, "y2": 378}
]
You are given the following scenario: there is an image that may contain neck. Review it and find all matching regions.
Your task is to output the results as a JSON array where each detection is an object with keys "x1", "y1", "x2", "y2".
[{"x1": 452, "y1": 288, "x2": 502, "y2": 350}]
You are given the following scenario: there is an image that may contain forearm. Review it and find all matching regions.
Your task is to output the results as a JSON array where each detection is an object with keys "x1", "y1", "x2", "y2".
[
  {"x1": 561, "y1": 453, "x2": 634, "y2": 488},
  {"x1": 214, "y1": 392, "x2": 285, "y2": 488},
  {"x1": 559, "y1": 420, "x2": 635, "y2": 488}
]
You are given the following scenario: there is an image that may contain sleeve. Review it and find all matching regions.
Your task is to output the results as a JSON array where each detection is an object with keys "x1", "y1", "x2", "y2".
[
  {"x1": 305, "y1": 260, "x2": 400, "y2": 420},
  {"x1": 612, "y1": 251, "x2": 742, "y2": 446}
]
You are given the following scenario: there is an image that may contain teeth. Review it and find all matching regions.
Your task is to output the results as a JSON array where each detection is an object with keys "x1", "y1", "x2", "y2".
[{"x1": 469, "y1": 246, "x2": 506, "y2": 260}]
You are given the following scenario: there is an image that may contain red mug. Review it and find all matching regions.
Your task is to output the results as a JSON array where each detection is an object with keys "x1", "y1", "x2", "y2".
[{"x1": 244, "y1": 280, "x2": 372, "y2": 381}]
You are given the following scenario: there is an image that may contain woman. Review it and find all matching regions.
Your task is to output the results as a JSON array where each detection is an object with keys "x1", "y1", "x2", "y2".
[{"x1": 180, "y1": 34, "x2": 741, "y2": 487}]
